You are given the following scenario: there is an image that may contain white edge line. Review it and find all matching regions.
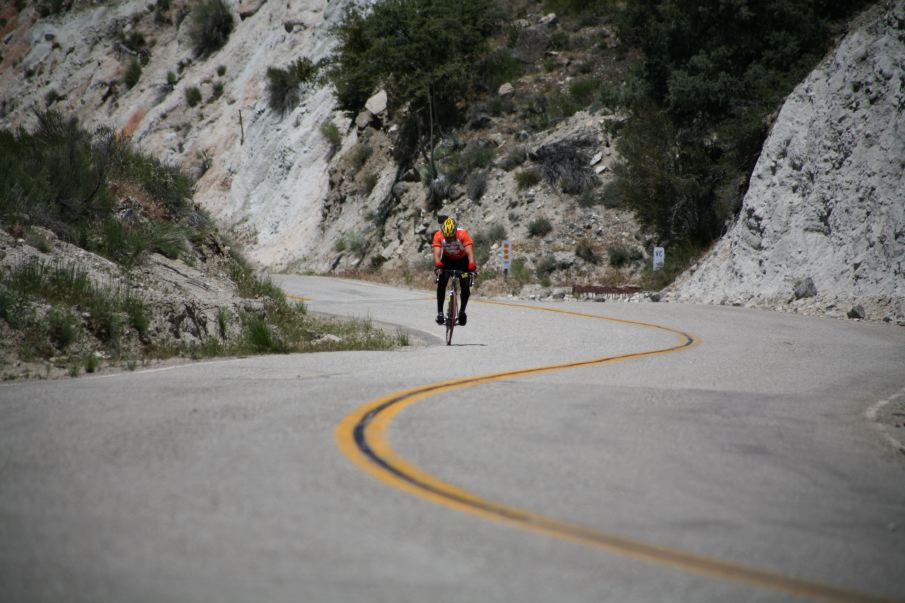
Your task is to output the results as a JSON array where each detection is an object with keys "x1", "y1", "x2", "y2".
[{"x1": 0, "y1": 357, "x2": 247, "y2": 387}]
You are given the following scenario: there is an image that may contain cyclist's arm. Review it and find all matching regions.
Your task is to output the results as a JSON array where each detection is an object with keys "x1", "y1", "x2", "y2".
[{"x1": 432, "y1": 232, "x2": 444, "y2": 267}]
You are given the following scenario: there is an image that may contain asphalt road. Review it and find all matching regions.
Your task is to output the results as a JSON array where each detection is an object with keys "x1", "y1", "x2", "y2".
[{"x1": 1, "y1": 275, "x2": 904, "y2": 603}]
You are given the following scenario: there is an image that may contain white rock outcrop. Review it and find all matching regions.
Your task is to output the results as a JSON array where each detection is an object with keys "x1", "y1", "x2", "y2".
[
  {"x1": 670, "y1": 1, "x2": 905, "y2": 324},
  {"x1": 0, "y1": 0, "x2": 358, "y2": 270}
]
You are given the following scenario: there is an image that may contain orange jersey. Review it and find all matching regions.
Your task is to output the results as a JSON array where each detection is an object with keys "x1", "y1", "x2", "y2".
[{"x1": 432, "y1": 228, "x2": 473, "y2": 260}]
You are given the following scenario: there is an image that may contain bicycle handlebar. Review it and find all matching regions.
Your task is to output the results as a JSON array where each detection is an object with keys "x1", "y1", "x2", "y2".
[{"x1": 435, "y1": 268, "x2": 477, "y2": 284}]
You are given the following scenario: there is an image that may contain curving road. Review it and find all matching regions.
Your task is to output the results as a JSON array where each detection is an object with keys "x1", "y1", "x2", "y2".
[{"x1": 1, "y1": 275, "x2": 904, "y2": 602}]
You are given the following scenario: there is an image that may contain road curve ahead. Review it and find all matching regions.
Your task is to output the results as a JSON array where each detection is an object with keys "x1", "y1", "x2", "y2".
[{"x1": 1, "y1": 275, "x2": 904, "y2": 603}]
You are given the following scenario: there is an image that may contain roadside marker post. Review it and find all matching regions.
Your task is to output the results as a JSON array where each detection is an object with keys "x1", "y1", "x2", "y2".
[
  {"x1": 653, "y1": 246, "x2": 665, "y2": 272},
  {"x1": 501, "y1": 239, "x2": 511, "y2": 279}
]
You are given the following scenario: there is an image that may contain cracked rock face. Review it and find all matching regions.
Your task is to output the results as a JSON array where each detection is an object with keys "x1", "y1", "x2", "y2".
[{"x1": 671, "y1": 1, "x2": 905, "y2": 324}]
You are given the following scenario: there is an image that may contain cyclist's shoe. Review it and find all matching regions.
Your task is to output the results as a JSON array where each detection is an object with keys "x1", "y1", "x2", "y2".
[
  {"x1": 457, "y1": 311, "x2": 467, "y2": 326},
  {"x1": 435, "y1": 313, "x2": 445, "y2": 325}
]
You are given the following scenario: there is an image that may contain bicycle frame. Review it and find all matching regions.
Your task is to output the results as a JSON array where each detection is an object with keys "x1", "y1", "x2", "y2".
[{"x1": 436, "y1": 270, "x2": 474, "y2": 346}]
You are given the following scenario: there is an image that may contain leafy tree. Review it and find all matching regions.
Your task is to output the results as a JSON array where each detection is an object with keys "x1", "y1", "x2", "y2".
[
  {"x1": 611, "y1": 0, "x2": 871, "y2": 245},
  {"x1": 329, "y1": 0, "x2": 502, "y2": 161}
]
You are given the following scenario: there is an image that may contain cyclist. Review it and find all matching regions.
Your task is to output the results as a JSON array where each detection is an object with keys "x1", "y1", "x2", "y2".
[{"x1": 433, "y1": 216, "x2": 477, "y2": 326}]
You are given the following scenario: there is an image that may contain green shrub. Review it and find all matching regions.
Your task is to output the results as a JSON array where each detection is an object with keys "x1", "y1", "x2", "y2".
[
  {"x1": 184, "y1": 86, "x2": 202, "y2": 107},
  {"x1": 151, "y1": 222, "x2": 189, "y2": 259},
  {"x1": 44, "y1": 89, "x2": 61, "y2": 106},
  {"x1": 123, "y1": 295, "x2": 149, "y2": 334},
  {"x1": 188, "y1": 0, "x2": 234, "y2": 58},
  {"x1": 472, "y1": 224, "x2": 507, "y2": 266},
  {"x1": 0, "y1": 111, "x2": 118, "y2": 240},
  {"x1": 499, "y1": 146, "x2": 527, "y2": 171},
  {"x1": 360, "y1": 172, "x2": 379, "y2": 195},
  {"x1": 515, "y1": 168, "x2": 541, "y2": 190},
  {"x1": 217, "y1": 307, "x2": 230, "y2": 338},
  {"x1": 47, "y1": 308, "x2": 79, "y2": 349},
  {"x1": 349, "y1": 143, "x2": 372, "y2": 172},
  {"x1": 267, "y1": 67, "x2": 299, "y2": 115},
  {"x1": 528, "y1": 217, "x2": 552, "y2": 238},
  {"x1": 166, "y1": 71, "x2": 178, "y2": 88},
  {"x1": 466, "y1": 170, "x2": 487, "y2": 201},
  {"x1": 229, "y1": 255, "x2": 285, "y2": 301},
  {"x1": 344, "y1": 232, "x2": 365, "y2": 257},
  {"x1": 25, "y1": 229, "x2": 52, "y2": 253},
  {"x1": 476, "y1": 48, "x2": 522, "y2": 93},
  {"x1": 114, "y1": 147, "x2": 194, "y2": 217},
  {"x1": 533, "y1": 141, "x2": 597, "y2": 194},
  {"x1": 577, "y1": 190, "x2": 603, "y2": 208},
  {"x1": 243, "y1": 313, "x2": 286, "y2": 353},
  {"x1": 576, "y1": 239, "x2": 599, "y2": 264},
  {"x1": 124, "y1": 59, "x2": 142, "y2": 88},
  {"x1": 102, "y1": 219, "x2": 148, "y2": 268},
  {"x1": 608, "y1": 244, "x2": 642, "y2": 267},
  {"x1": 37, "y1": 0, "x2": 69, "y2": 17},
  {"x1": 266, "y1": 58, "x2": 319, "y2": 115},
  {"x1": 519, "y1": 88, "x2": 581, "y2": 131},
  {"x1": 320, "y1": 121, "x2": 342, "y2": 156},
  {"x1": 210, "y1": 82, "x2": 224, "y2": 101},
  {"x1": 507, "y1": 257, "x2": 532, "y2": 290},
  {"x1": 568, "y1": 78, "x2": 597, "y2": 106},
  {"x1": 84, "y1": 353, "x2": 99, "y2": 373},
  {"x1": 440, "y1": 142, "x2": 494, "y2": 183},
  {"x1": 549, "y1": 31, "x2": 571, "y2": 51},
  {"x1": 486, "y1": 223, "x2": 507, "y2": 242},
  {"x1": 216, "y1": 65, "x2": 226, "y2": 76},
  {"x1": 535, "y1": 255, "x2": 556, "y2": 278}
]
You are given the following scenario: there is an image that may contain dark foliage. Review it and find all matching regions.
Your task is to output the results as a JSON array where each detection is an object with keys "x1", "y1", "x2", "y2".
[
  {"x1": 267, "y1": 58, "x2": 320, "y2": 115},
  {"x1": 329, "y1": 0, "x2": 503, "y2": 162},
  {"x1": 532, "y1": 141, "x2": 597, "y2": 194},
  {"x1": 610, "y1": 0, "x2": 871, "y2": 246},
  {"x1": 124, "y1": 59, "x2": 142, "y2": 89},
  {"x1": 0, "y1": 111, "x2": 196, "y2": 267},
  {"x1": 188, "y1": 0, "x2": 234, "y2": 58},
  {"x1": 528, "y1": 217, "x2": 553, "y2": 237}
]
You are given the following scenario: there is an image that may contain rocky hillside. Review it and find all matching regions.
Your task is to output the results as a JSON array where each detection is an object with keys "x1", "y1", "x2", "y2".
[
  {"x1": 668, "y1": 0, "x2": 905, "y2": 325},
  {"x1": 1, "y1": 0, "x2": 900, "y2": 321},
  {"x1": 0, "y1": 0, "x2": 650, "y2": 292}
]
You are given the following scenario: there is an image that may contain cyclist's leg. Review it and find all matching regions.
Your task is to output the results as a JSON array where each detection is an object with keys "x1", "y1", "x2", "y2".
[
  {"x1": 460, "y1": 276, "x2": 470, "y2": 312},
  {"x1": 436, "y1": 270, "x2": 449, "y2": 317}
]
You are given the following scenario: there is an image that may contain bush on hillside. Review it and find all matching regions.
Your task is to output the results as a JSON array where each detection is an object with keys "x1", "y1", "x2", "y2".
[
  {"x1": 124, "y1": 59, "x2": 142, "y2": 89},
  {"x1": 184, "y1": 86, "x2": 202, "y2": 107},
  {"x1": 320, "y1": 121, "x2": 342, "y2": 157},
  {"x1": 0, "y1": 111, "x2": 197, "y2": 268},
  {"x1": 515, "y1": 167, "x2": 541, "y2": 190},
  {"x1": 528, "y1": 217, "x2": 552, "y2": 238},
  {"x1": 266, "y1": 58, "x2": 319, "y2": 115},
  {"x1": 532, "y1": 141, "x2": 597, "y2": 194},
  {"x1": 575, "y1": 239, "x2": 599, "y2": 264},
  {"x1": 188, "y1": 0, "x2": 234, "y2": 58}
]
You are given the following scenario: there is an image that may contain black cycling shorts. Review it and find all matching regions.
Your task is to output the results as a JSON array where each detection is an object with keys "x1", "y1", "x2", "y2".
[{"x1": 440, "y1": 256, "x2": 469, "y2": 272}]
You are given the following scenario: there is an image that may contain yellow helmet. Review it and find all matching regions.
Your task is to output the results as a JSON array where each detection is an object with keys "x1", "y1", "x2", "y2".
[{"x1": 441, "y1": 216, "x2": 457, "y2": 238}]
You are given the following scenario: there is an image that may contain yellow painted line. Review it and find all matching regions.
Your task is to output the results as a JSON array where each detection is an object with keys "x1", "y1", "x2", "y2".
[
  {"x1": 286, "y1": 293, "x2": 310, "y2": 302},
  {"x1": 335, "y1": 302, "x2": 900, "y2": 603}
]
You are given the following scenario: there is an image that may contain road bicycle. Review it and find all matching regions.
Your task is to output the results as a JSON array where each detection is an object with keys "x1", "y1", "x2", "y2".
[{"x1": 436, "y1": 269, "x2": 475, "y2": 346}]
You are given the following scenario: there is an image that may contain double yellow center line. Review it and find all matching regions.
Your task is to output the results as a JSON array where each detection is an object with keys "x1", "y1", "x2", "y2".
[{"x1": 335, "y1": 300, "x2": 898, "y2": 603}]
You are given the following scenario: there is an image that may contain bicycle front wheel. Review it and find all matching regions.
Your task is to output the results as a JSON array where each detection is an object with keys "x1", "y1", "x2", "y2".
[{"x1": 445, "y1": 289, "x2": 457, "y2": 346}]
